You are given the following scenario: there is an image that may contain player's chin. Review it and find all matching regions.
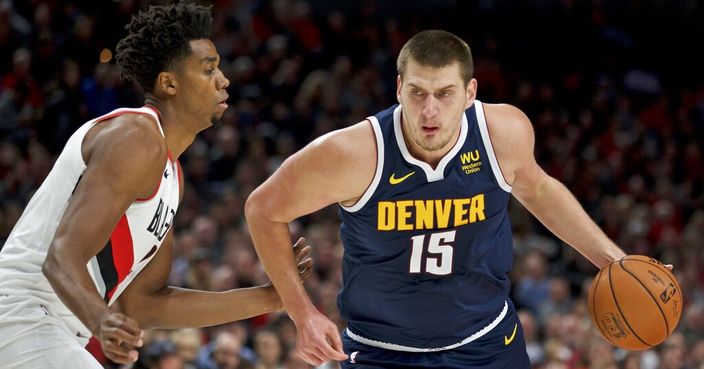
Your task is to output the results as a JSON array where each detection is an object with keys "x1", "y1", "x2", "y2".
[{"x1": 210, "y1": 111, "x2": 226, "y2": 125}]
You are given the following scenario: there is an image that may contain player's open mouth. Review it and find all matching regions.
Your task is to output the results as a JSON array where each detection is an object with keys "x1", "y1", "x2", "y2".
[{"x1": 422, "y1": 126, "x2": 438, "y2": 134}]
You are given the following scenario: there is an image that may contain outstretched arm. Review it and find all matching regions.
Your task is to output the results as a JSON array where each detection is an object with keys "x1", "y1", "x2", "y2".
[
  {"x1": 245, "y1": 121, "x2": 377, "y2": 365},
  {"x1": 485, "y1": 104, "x2": 626, "y2": 268},
  {"x1": 118, "y1": 129, "x2": 314, "y2": 328},
  {"x1": 118, "y1": 234, "x2": 313, "y2": 328}
]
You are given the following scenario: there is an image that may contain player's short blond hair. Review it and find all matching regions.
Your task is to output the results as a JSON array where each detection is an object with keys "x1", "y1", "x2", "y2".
[{"x1": 397, "y1": 30, "x2": 474, "y2": 86}]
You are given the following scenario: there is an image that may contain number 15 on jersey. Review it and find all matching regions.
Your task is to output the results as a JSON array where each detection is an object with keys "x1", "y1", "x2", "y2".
[{"x1": 409, "y1": 230, "x2": 456, "y2": 275}]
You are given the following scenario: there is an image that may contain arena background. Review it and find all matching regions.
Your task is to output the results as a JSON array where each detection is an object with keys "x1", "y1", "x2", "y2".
[{"x1": 0, "y1": 0, "x2": 702, "y2": 368}]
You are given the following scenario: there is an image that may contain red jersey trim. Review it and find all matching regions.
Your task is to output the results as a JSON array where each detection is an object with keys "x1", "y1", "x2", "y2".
[
  {"x1": 105, "y1": 214, "x2": 135, "y2": 300},
  {"x1": 175, "y1": 159, "x2": 183, "y2": 196}
]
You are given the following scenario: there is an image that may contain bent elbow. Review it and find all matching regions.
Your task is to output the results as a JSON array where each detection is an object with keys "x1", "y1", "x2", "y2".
[
  {"x1": 244, "y1": 190, "x2": 258, "y2": 220},
  {"x1": 244, "y1": 188, "x2": 268, "y2": 221},
  {"x1": 245, "y1": 184, "x2": 295, "y2": 226}
]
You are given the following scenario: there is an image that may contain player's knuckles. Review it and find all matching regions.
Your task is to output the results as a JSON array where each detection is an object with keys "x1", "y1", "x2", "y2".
[
  {"x1": 114, "y1": 328, "x2": 139, "y2": 341},
  {"x1": 295, "y1": 350, "x2": 311, "y2": 364},
  {"x1": 123, "y1": 316, "x2": 137, "y2": 324},
  {"x1": 104, "y1": 342, "x2": 129, "y2": 355}
]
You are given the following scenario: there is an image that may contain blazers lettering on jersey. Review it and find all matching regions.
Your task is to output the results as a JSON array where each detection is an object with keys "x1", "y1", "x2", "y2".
[{"x1": 147, "y1": 198, "x2": 176, "y2": 241}]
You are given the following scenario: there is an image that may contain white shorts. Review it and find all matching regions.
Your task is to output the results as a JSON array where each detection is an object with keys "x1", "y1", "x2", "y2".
[{"x1": 0, "y1": 294, "x2": 102, "y2": 369}]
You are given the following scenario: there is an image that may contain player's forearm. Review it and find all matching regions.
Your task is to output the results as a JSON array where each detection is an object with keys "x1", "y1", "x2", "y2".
[
  {"x1": 245, "y1": 204, "x2": 317, "y2": 322},
  {"x1": 518, "y1": 176, "x2": 626, "y2": 268},
  {"x1": 122, "y1": 285, "x2": 281, "y2": 329},
  {"x1": 42, "y1": 249, "x2": 112, "y2": 335}
]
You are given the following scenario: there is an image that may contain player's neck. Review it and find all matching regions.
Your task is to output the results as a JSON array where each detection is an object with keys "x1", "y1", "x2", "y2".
[
  {"x1": 143, "y1": 97, "x2": 200, "y2": 160},
  {"x1": 401, "y1": 117, "x2": 459, "y2": 170}
]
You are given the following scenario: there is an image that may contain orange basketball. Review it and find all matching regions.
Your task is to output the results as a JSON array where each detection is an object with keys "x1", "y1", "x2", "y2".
[{"x1": 588, "y1": 255, "x2": 683, "y2": 350}]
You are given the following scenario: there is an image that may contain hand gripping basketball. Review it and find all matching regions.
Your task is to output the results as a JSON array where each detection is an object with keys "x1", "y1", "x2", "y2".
[{"x1": 588, "y1": 255, "x2": 682, "y2": 350}]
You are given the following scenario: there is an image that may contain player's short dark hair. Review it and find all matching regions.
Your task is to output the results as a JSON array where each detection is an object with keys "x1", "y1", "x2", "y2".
[
  {"x1": 397, "y1": 30, "x2": 473, "y2": 86},
  {"x1": 115, "y1": 2, "x2": 213, "y2": 92}
]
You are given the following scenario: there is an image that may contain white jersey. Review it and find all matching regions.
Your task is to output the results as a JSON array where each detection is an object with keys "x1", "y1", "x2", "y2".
[{"x1": 0, "y1": 106, "x2": 181, "y2": 338}]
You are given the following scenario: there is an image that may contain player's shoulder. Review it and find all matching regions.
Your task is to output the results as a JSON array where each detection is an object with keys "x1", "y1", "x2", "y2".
[
  {"x1": 86, "y1": 111, "x2": 167, "y2": 167},
  {"x1": 480, "y1": 102, "x2": 534, "y2": 147},
  {"x1": 481, "y1": 103, "x2": 532, "y2": 131},
  {"x1": 103, "y1": 112, "x2": 164, "y2": 144},
  {"x1": 309, "y1": 120, "x2": 376, "y2": 158}
]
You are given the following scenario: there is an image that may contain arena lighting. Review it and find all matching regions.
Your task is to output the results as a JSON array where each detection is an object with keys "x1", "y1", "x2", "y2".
[{"x1": 99, "y1": 48, "x2": 112, "y2": 63}]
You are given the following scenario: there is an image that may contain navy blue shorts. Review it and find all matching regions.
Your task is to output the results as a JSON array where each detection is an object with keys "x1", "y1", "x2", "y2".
[{"x1": 340, "y1": 302, "x2": 530, "y2": 369}]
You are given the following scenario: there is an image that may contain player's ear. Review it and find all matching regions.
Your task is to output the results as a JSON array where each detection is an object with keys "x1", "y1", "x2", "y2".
[
  {"x1": 396, "y1": 75, "x2": 402, "y2": 104},
  {"x1": 465, "y1": 78, "x2": 477, "y2": 109},
  {"x1": 154, "y1": 72, "x2": 177, "y2": 96}
]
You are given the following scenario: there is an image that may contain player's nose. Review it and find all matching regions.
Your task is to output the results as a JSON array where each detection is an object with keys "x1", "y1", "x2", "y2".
[
  {"x1": 421, "y1": 96, "x2": 439, "y2": 118},
  {"x1": 217, "y1": 70, "x2": 230, "y2": 90}
]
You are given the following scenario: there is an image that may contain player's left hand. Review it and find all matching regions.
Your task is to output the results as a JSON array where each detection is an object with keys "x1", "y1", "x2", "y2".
[
  {"x1": 293, "y1": 237, "x2": 313, "y2": 282},
  {"x1": 293, "y1": 309, "x2": 348, "y2": 365},
  {"x1": 96, "y1": 312, "x2": 144, "y2": 365}
]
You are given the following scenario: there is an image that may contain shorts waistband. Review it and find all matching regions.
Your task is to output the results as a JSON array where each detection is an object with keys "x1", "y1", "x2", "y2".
[{"x1": 346, "y1": 300, "x2": 509, "y2": 352}]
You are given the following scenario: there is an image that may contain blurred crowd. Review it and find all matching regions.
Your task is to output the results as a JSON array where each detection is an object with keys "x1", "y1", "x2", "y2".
[{"x1": 0, "y1": 0, "x2": 703, "y2": 368}]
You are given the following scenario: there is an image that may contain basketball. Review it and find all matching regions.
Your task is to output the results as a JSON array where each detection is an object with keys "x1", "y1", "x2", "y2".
[{"x1": 588, "y1": 255, "x2": 683, "y2": 350}]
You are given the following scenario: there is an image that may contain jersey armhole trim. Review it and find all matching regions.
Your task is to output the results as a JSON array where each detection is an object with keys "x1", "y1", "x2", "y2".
[
  {"x1": 339, "y1": 117, "x2": 384, "y2": 213},
  {"x1": 175, "y1": 159, "x2": 183, "y2": 200},
  {"x1": 475, "y1": 102, "x2": 512, "y2": 193}
]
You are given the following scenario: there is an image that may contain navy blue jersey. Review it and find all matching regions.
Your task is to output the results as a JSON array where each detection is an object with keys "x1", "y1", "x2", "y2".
[{"x1": 338, "y1": 101, "x2": 514, "y2": 351}]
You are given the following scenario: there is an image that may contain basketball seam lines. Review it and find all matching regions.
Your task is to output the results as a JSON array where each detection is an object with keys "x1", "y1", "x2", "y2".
[
  {"x1": 592, "y1": 265, "x2": 619, "y2": 347},
  {"x1": 624, "y1": 258, "x2": 681, "y2": 293},
  {"x1": 619, "y1": 259, "x2": 669, "y2": 335},
  {"x1": 609, "y1": 261, "x2": 652, "y2": 347},
  {"x1": 622, "y1": 258, "x2": 680, "y2": 334}
]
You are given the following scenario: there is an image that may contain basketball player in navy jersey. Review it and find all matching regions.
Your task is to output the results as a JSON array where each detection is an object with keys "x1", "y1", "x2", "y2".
[
  {"x1": 245, "y1": 30, "x2": 629, "y2": 368},
  {"x1": 0, "y1": 3, "x2": 312, "y2": 368}
]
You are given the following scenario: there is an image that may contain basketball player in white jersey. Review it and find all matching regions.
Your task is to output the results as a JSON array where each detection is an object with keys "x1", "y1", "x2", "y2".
[{"x1": 0, "y1": 3, "x2": 312, "y2": 368}]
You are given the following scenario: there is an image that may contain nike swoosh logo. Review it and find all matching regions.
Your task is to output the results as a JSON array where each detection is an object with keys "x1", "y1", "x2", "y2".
[
  {"x1": 389, "y1": 171, "x2": 415, "y2": 185},
  {"x1": 504, "y1": 323, "x2": 518, "y2": 345}
]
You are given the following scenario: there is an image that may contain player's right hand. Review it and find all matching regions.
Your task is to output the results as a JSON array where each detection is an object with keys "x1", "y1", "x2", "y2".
[
  {"x1": 294, "y1": 310, "x2": 348, "y2": 365},
  {"x1": 96, "y1": 312, "x2": 144, "y2": 364}
]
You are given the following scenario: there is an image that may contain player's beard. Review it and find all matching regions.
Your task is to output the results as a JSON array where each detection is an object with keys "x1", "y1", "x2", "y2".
[{"x1": 413, "y1": 124, "x2": 458, "y2": 152}]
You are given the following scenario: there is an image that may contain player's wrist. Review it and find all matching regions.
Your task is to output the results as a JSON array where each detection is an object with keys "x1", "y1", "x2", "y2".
[
  {"x1": 285, "y1": 299, "x2": 318, "y2": 325},
  {"x1": 90, "y1": 309, "x2": 117, "y2": 337}
]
